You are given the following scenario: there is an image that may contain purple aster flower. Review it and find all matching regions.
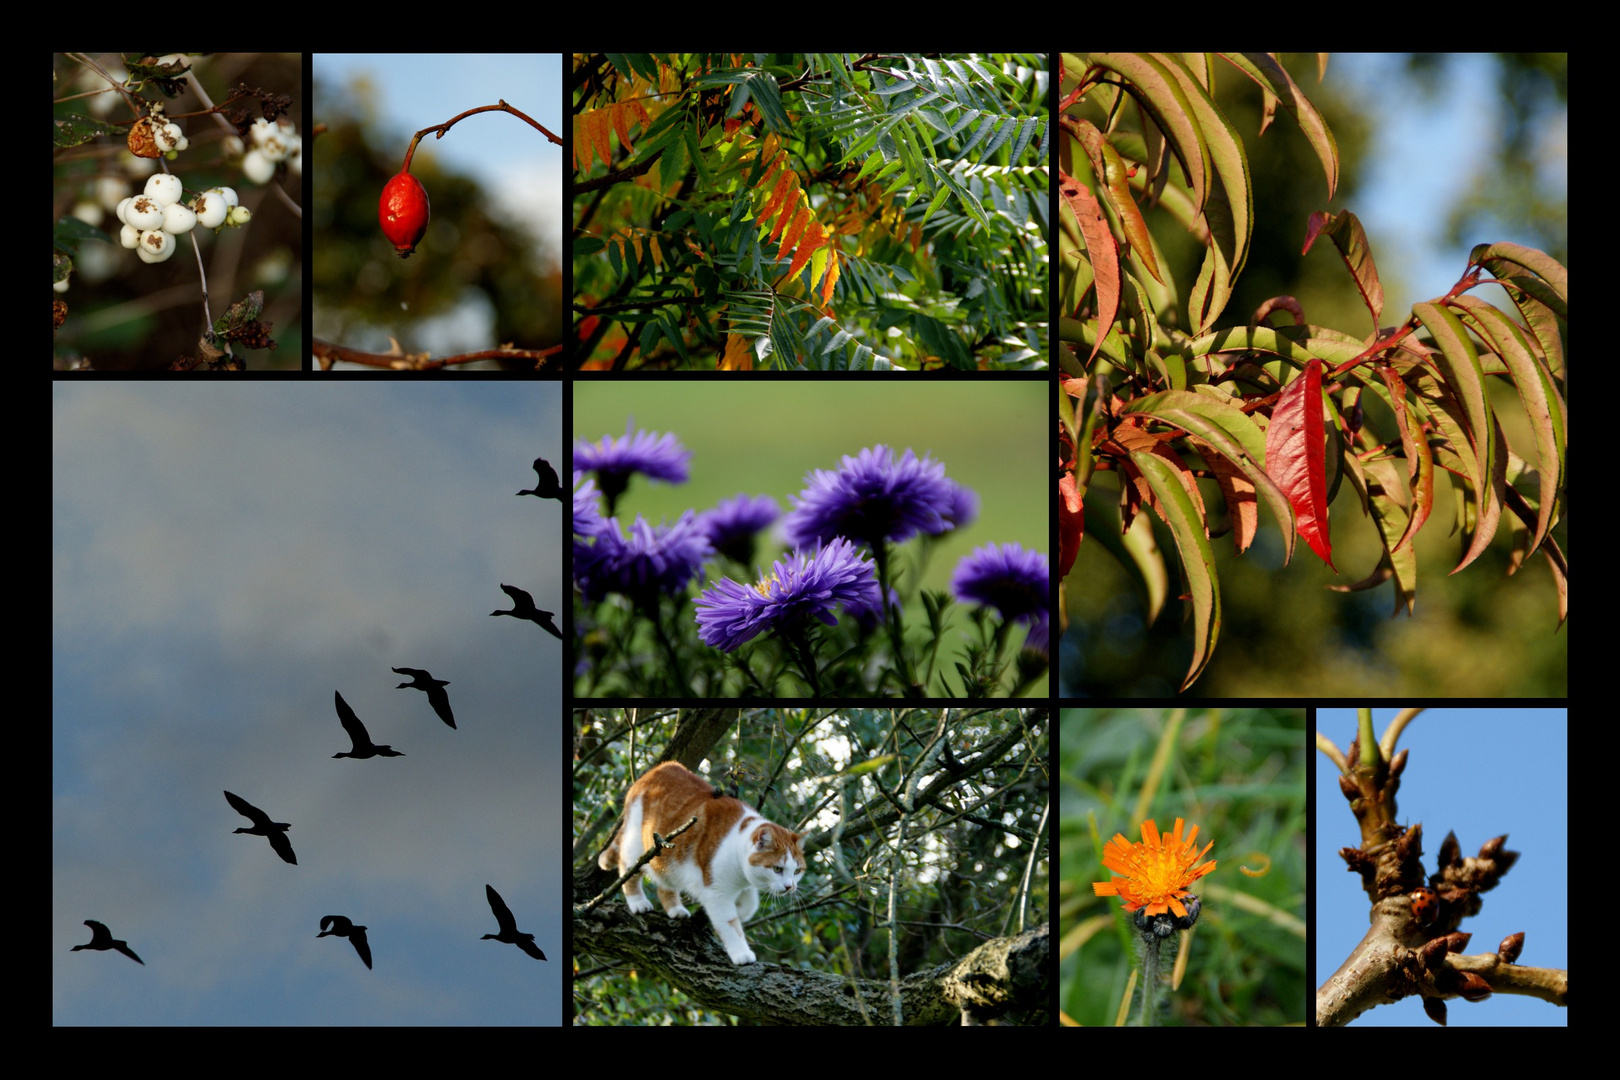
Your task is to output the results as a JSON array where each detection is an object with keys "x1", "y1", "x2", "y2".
[
  {"x1": 932, "y1": 480, "x2": 979, "y2": 534},
  {"x1": 783, "y1": 445, "x2": 963, "y2": 550},
  {"x1": 572, "y1": 476, "x2": 602, "y2": 537},
  {"x1": 694, "y1": 537, "x2": 880, "y2": 652},
  {"x1": 952, "y1": 543, "x2": 1050, "y2": 624},
  {"x1": 574, "y1": 422, "x2": 691, "y2": 509},
  {"x1": 575, "y1": 511, "x2": 712, "y2": 603},
  {"x1": 1022, "y1": 611, "x2": 1049, "y2": 659},
  {"x1": 697, "y1": 494, "x2": 780, "y2": 565}
]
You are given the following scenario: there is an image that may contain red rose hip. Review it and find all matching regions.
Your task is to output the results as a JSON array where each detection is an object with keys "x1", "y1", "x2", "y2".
[{"x1": 379, "y1": 170, "x2": 430, "y2": 258}]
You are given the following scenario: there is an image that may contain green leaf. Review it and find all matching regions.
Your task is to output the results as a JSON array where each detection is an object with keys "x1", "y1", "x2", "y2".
[
  {"x1": 1121, "y1": 389, "x2": 1296, "y2": 564},
  {"x1": 1220, "y1": 52, "x2": 1339, "y2": 200},
  {"x1": 1449, "y1": 295, "x2": 1564, "y2": 557},
  {"x1": 1413, "y1": 300, "x2": 1502, "y2": 573},
  {"x1": 1303, "y1": 209, "x2": 1383, "y2": 331},
  {"x1": 1130, "y1": 450, "x2": 1222, "y2": 691}
]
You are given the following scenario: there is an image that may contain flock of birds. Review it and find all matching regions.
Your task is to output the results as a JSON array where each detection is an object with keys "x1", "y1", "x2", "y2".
[{"x1": 71, "y1": 456, "x2": 565, "y2": 976}]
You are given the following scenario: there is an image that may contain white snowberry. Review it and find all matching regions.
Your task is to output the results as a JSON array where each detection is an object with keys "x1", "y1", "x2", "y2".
[
  {"x1": 215, "y1": 186, "x2": 239, "y2": 209},
  {"x1": 115, "y1": 196, "x2": 133, "y2": 225},
  {"x1": 136, "y1": 229, "x2": 174, "y2": 263},
  {"x1": 162, "y1": 202, "x2": 197, "y2": 234},
  {"x1": 124, "y1": 194, "x2": 165, "y2": 230},
  {"x1": 145, "y1": 174, "x2": 183, "y2": 208},
  {"x1": 120, "y1": 222, "x2": 141, "y2": 249},
  {"x1": 154, "y1": 121, "x2": 188, "y2": 153},
  {"x1": 193, "y1": 192, "x2": 228, "y2": 228},
  {"x1": 226, "y1": 205, "x2": 252, "y2": 226},
  {"x1": 242, "y1": 149, "x2": 275, "y2": 185}
]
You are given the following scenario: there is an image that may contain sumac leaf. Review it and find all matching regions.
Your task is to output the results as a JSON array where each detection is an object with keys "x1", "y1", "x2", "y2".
[{"x1": 1265, "y1": 357, "x2": 1337, "y2": 571}]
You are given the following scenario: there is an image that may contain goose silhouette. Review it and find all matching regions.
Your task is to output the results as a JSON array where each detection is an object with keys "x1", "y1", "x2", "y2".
[
  {"x1": 317, "y1": 915, "x2": 373, "y2": 970},
  {"x1": 481, "y1": 884, "x2": 546, "y2": 961},
  {"x1": 517, "y1": 457, "x2": 565, "y2": 500},
  {"x1": 490, "y1": 583, "x2": 563, "y2": 640},
  {"x1": 333, "y1": 691, "x2": 405, "y2": 759},
  {"x1": 392, "y1": 667, "x2": 456, "y2": 730},
  {"x1": 224, "y1": 789, "x2": 297, "y2": 865},
  {"x1": 71, "y1": 920, "x2": 144, "y2": 965}
]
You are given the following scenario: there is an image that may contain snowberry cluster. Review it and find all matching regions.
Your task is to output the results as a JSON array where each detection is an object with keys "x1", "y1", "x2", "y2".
[
  {"x1": 241, "y1": 118, "x2": 302, "y2": 185},
  {"x1": 127, "y1": 103, "x2": 190, "y2": 160},
  {"x1": 116, "y1": 175, "x2": 250, "y2": 264}
]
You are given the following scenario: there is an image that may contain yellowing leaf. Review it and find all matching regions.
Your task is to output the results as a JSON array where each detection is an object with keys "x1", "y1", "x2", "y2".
[
  {"x1": 720, "y1": 332, "x2": 754, "y2": 370},
  {"x1": 779, "y1": 207, "x2": 811, "y2": 270},
  {"x1": 820, "y1": 246, "x2": 841, "y2": 305},
  {"x1": 786, "y1": 220, "x2": 826, "y2": 284},
  {"x1": 769, "y1": 179, "x2": 804, "y2": 244},
  {"x1": 587, "y1": 110, "x2": 613, "y2": 177},
  {"x1": 759, "y1": 168, "x2": 795, "y2": 235}
]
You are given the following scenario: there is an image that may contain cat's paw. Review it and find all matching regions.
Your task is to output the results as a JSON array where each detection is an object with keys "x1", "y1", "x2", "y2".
[
  {"x1": 727, "y1": 946, "x2": 757, "y2": 965},
  {"x1": 625, "y1": 892, "x2": 654, "y2": 915},
  {"x1": 665, "y1": 903, "x2": 691, "y2": 919}
]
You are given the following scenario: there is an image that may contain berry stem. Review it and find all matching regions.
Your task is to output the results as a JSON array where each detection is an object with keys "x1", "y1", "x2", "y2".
[{"x1": 406, "y1": 100, "x2": 563, "y2": 157}]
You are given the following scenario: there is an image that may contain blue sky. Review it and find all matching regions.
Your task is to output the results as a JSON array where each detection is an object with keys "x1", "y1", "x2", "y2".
[
  {"x1": 53, "y1": 384, "x2": 563, "y2": 1025},
  {"x1": 1315, "y1": 708, "x2": 1567, "y2": 1027},
  {"x1": 1329, "y1": 54, "x2": 1565, "y2": 318}
]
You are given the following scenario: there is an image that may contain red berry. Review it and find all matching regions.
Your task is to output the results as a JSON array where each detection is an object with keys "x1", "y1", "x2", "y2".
[{"x1": 379, "y1": 171, "x2": 430, "y2": 258}]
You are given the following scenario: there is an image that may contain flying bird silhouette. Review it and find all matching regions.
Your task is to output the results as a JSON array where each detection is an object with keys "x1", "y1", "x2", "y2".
[
  {"x1": 224, "y1": 789, "x2": 297, "y2": 865},
  {"x1": 392, "y1": 667, "x2": 456, "y2": 729},
  {"x1": 490, "y1": 583, "x2": 563, "y2": 640},
  {"x1": 481, "y1": 884, "x2": 546, "y2": 961},
  {"x1": 332, "y1": 691, "x2": 406, "y2": 759},
  {"x1": 517, "y1": 457, "x2": 565, "y2": 500},
  {"x1": 317, "y1": 915, "x2": 373, "y2": 970},
  {"x1": 71, "y1": 920, "x2": 144, "y2": 965}
]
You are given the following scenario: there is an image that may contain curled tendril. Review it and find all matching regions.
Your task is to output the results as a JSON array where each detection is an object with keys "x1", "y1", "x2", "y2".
[{"x1": 1239, "y1": 852, "x2": 1271, "y2": 878}]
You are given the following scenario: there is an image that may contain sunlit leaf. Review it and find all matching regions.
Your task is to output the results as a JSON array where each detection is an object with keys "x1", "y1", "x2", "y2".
[
  {"x1": 1449, "y1": 295, "x2": 1565, "y2": 557},
  {"x1": 1303, "y1": 209, "x2": 1382, "y2": 332},
  {"x1": 1413, "y1": 301, "x2": 1503, "y2": 574},
  {"x1": 1221, "y1": 53, "x2": 1339, "y2": 200},
  {"x1": 1059, "y1": 167, "x2": 1117, "y2": 363},
  {"x1": 1130, "y1": 450, "x2": 1222, "y2": 691},
  {"x1": 1264, "y1": 357, "x2": 1336, "y2": 570}
]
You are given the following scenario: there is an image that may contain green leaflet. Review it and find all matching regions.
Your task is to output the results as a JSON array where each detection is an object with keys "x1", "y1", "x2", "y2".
[{"x1": 1130, "y1": 450, "x2": 1222, "y2": 692}]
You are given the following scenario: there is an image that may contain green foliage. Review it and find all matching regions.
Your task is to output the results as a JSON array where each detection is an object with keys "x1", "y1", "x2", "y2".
[
  {"x1": 1059, "y1": 53, "x2": 1568, "y2": 694},
  {"x1": 572, "y1": 53, "x2": 1048, "y2": 370}
]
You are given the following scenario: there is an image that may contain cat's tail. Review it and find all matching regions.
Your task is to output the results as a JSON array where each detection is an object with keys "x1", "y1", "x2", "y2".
[{"x1": 597, "y1": 826, "x2": 621, "y2": 871}]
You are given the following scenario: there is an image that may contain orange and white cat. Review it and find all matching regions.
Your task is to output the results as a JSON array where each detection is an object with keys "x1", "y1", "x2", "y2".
[{"x1": 599, "y1": 761, "x2": 805, "y2": 965}]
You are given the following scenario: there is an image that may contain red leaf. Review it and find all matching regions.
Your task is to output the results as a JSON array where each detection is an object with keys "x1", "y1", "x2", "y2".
[
  {"x1": 1059, "y1": 472, "x2": 1083, "y2": 578},
  {"x1": 1265, "y1": 358, "x2": 1337, "y2": 571},
  {"x1": 1058, "y1": 167, "x2": 1118, "y2": 364}
]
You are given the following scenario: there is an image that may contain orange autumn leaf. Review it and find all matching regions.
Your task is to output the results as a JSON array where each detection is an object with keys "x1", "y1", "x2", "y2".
[
  {"x1": 587, "y1": 110, "x2": 613, "y2": 176},
  {"x1": 720, "y1": 332, "x2": 754, "y2": 370},
  {"x1": 779, "y1": 206, "x2": 811, "y2": 269},
  {"x1": 609, "y1": 99, "x2": 648, "y2": 157},
  {"x1": 820, "y1": 246, "x2": 841, "y2": 305},
  {"x1": 786, "y1": 219, "x2": 826, "y2": 284},
  {"x1": 759, "y1": 168, "x2": 796, "y2": 233}
]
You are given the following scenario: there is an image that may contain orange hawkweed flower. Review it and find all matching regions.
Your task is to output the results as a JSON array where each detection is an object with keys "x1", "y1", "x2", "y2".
[{"x1": 1092, "y1": 818, "x2": 1216, "y2": 920}]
